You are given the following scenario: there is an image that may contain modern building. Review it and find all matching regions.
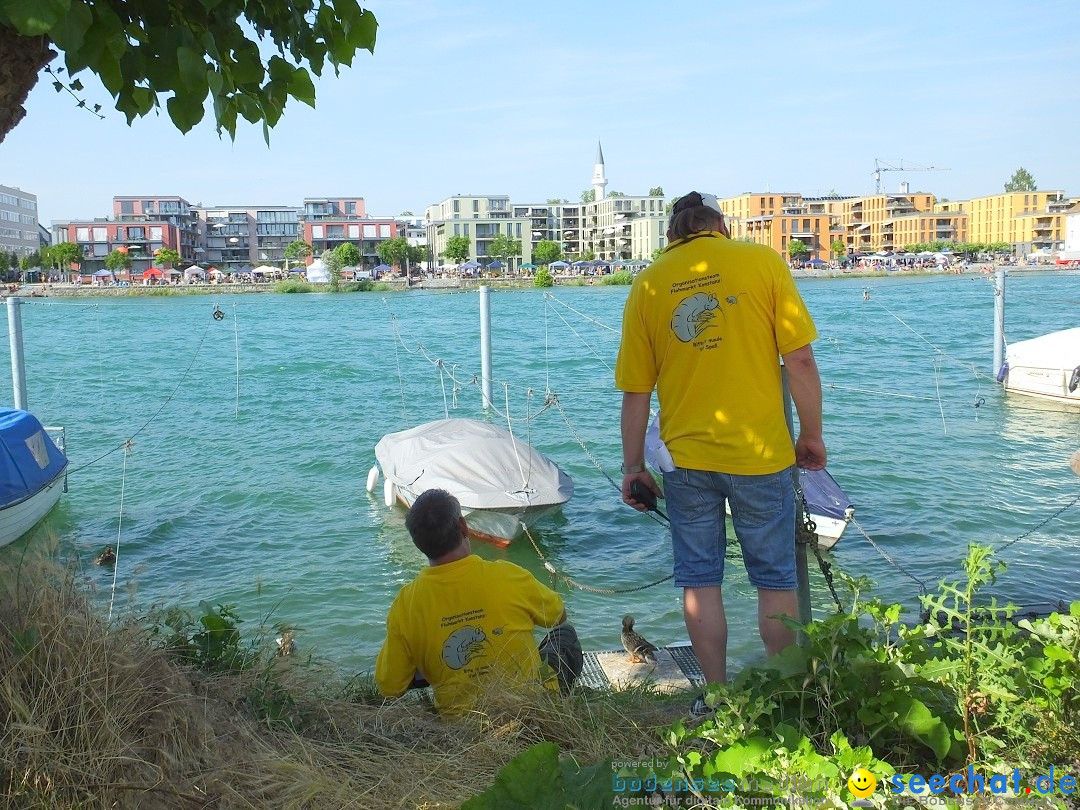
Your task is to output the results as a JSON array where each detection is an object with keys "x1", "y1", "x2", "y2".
[
  {"x1": 583, "y1": 193, "x2": 668, "y2": 261},
  {"x1": 52, "y1": 218, "x2": 182, "y2": 274},
  {"x1": 719, "y1": 193, "x2": 848, "y2": 261},
  {"x1": 194, "y1": 205, "x2": 300, "y2": 270},
  {"x1": 112, "y1": 196, "x2": 199, "y2": 263},
  {"x1": 1064, "y1": 205, "x2": 1080, "y2": 255},
  {"x1": 425, "y1": 195, "x2": 532, "y2": 270},
  {"x1": 956, "y1": 191, "x2": 1069, "y2": 255},
  {"x1": 0, "y1": 185, "x2": 39, "y2": 259}
]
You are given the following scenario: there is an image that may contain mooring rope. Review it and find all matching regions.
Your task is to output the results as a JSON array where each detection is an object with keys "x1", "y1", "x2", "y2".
[
  {"x1": 107, "y1": 439, "x2": 134, "y2": 622},
  {"x1": 231, "y1": 302, "x2": 240, "y2": 418}
]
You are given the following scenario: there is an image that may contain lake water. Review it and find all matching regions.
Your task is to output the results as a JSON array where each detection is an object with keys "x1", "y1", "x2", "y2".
[{"x1": 5, "y1": 270, "x2": 1079, "y2": 673}]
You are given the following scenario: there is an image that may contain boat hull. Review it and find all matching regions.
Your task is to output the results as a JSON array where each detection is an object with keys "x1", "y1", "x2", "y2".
[
  {"x1": 1003, "y1": 328, "x2": 1080, "y2": 406},
  {"x1": 0, "y1": 466, "x2": 67, "y2": 549}
]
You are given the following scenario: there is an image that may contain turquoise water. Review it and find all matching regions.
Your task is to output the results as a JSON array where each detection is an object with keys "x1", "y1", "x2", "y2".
[{"x1": 5, "y1": 271, "x2": 1079, "y2": 673}]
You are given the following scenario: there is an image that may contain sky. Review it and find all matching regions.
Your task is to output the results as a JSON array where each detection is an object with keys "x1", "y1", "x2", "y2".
[{"x1": 3, "y1": 0, "x2": 1079, "y2": 225}]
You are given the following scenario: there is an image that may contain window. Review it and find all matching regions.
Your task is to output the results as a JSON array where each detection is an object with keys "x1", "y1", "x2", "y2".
[
  {"x1": 76, "y1": 227, "x2": 90, "y2": 241},
  {"x1": 345, "y1": 224, "x2": 357, "y2": 238},
  {"x1": 93, "y1": 227, "x2": 107, "y2": 241},
  {"x1": 453, "y1": 200, "x2": 460, "y2": 212},
  {"x1": 143, "y1": 200, "x2": 154, "y2": 214},
  {"x1": 454, "y1": 224, "x2": 460, "y2": 236},
  {"x1": 312, "y1": 225, "x2": 324, "y2": 238},
  {"x1": 120, "y1": 200, "x2": 134, "y2": 215},
  {"x1": 802, "y1": 219, "x2": 810, "y2": 232},
  {"x1": 150, "y1": 227, "x2": 162, "y2": 240},
  {"x1": 463, "y1": 224, "x2": 470, "y2": 236},
  {"x1": 363, "y1": 225, "x2": 377, "y2": 238},
  {"x1": 472, "y1": 200, "x2": 479, "y2": 212},
  {"x1": 781, "y1": 220, "x2": 787, "y2": 234},
  {"x1": 379, "y1": 225, "x2": 390, "y2": 238},
  {"x1": 515, "y1": 223, "x2": 521, "y2": 238},
  {"x1": 345, "y1": 202, "x2": 356, "y2": 215}
]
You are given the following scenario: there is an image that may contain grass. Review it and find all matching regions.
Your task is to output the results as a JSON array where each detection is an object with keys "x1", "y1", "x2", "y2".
[{"x1": 0, "y1": 556, "x2": 679, "y2": 808}]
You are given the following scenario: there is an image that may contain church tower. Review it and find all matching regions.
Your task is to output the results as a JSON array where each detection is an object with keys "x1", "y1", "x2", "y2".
[{"x1": 591, "y1": 140, "x2": 608, "y2": 201}]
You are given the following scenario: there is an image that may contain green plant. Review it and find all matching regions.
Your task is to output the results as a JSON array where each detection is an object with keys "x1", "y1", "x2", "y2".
[
  {"x1": 599, "y1": 270, "x2": 633, "y2": 285},
  {"x1": 151, "y1": 601, "x2": 256, "y2": 673},
  {"x1": 274, "y1": 279, "x2": 312, "y2": 293},
  {"x1": 533, "y1": 268, "x2": 553, "y2": 288}
]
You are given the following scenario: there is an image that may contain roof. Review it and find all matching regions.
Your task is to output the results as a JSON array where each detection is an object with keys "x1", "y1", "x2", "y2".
[{"x1": 595, "y1": 140, "x2": 605, "y2": 166}]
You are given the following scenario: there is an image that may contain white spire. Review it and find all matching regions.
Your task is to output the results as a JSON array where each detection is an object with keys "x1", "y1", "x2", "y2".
[{"x1": 591, "y1": 139, "x2": 608, "y2": 201}]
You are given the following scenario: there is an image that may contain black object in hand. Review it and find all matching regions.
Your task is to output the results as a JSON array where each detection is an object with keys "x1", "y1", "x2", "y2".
[{"x1": 629, "y1": 479, "x2": 658, "y2": 512}]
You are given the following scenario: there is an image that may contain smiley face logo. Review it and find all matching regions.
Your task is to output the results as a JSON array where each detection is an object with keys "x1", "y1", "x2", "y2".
[{"x1": 848, "y1": 768, "x2": 877, "y2": 799}]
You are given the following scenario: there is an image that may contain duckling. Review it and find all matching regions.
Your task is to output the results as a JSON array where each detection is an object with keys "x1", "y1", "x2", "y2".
[
  {"x1": 621, "y1": 614, "x2": 658, "y2": 665},
  {"x1": 94, "y1": 546, "x2": 116, "y2": 566},
  {"x1": 276, "y1": 631, "x2": 298, "y2": 657}
]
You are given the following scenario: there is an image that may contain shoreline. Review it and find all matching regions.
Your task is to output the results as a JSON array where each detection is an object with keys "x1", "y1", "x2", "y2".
[{"x1": 11, "y1": 264, "x2": 1063, "y2": 298}]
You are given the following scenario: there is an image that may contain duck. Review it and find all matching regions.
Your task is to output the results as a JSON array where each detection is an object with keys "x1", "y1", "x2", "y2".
[
  {"x1": 276, "y1": 631, "x2": 298, "y2": 657},
  {"x1": 621, "y1": 614, "x2": 658, "y2": 665},
  {"x1": 94, "y1": 546, "x2": 116, "y2": 566}
]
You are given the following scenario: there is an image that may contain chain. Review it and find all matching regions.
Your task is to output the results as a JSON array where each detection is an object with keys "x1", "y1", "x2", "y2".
[{"x1": 797, "y1": 488, "x2": 844, "y2": 612}]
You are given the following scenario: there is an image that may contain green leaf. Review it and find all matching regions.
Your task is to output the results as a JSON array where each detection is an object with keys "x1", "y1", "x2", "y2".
[
  {"x1": 460, "y1": 743, "x2": 565, "y2": 809},
  {"x1": 231, "y1": 42, "x2": 265, "y2": 85},
  {"x1": 47, "y1": 0, "x2": 92, "y2": 53},
  {"x1": 177, "y1": 47, "x2": 208, "y2": 93},
  {"x1": 0, "y1": 0, "x2": 69, "y2": 35},
  {"x1": 893, "y1": 696, "x2": 953, "y2": 762},
  {"x1": 288, "y1": 67, "x2": 316, "y2": 107},
  {"x1": 167, "y1": 93, "x2": 205, "y2": 133}
]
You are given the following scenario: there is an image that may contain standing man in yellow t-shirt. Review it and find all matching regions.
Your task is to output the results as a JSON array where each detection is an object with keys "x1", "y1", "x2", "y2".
[
  {"x1": 614, "y1": 192, "x2": 825, "y2": 718},
  {"x1": 375, "y1": 488, "x2": 582, "y2": 712}
]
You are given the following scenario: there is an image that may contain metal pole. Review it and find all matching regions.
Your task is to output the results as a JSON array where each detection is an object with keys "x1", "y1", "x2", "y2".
[
  {"x1": 782, "y1": 364, "x2": 813, "y2": 627},
  {"x1": 993, "y1": 266, "x2": 1006, "y2": 376},
  {"x1": 479, "y1": 285, "x2": 493, "y2": 410},
  {"x1": 7, "y1": 296, "x2": 26, "y2": 410}
]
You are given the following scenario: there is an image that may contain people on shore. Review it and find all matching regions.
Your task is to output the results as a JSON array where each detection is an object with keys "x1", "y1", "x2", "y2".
[
  {"x1": 614, "y1": 191, "x2": 825, "y2": 719},
  {"x1": 375, "y1": 488, "x2": 582, "y2": 712}
]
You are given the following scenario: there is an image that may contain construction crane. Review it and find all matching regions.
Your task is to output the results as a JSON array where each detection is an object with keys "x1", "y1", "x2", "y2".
[{"x1": 872, "y1": 159, "x2": 950, "y2": 194}]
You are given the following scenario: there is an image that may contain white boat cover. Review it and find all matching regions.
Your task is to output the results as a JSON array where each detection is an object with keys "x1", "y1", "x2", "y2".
[
  {"x1": 1007, "y1": 327, "x2": 1080, "y2": 370},
  {"x1": 374, "y1": 418, "x2": 573, "y2": 510}
]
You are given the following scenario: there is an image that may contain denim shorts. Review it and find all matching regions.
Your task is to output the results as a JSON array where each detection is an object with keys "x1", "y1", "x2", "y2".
[{"x1": 661, "y1": 466, "x2": 797, "y2": 590}]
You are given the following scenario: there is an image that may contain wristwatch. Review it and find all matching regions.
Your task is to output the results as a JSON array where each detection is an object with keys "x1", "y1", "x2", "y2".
[{"x1": 620, "y1": 462, "x2": 646, "y2": 475}]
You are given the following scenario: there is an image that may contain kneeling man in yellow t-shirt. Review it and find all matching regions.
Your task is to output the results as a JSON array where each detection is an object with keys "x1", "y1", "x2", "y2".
[{"x1": 375, "y1": 488, "x2": 582, "y2": 712}]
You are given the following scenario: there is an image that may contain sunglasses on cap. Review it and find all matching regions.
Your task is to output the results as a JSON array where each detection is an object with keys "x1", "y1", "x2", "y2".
[{"x1": 671, "y1": 191, "x2": 724, "y2": 217}]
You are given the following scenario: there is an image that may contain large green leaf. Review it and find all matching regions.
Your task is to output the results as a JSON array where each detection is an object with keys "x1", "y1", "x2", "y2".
[
  {"x1": 0, "y1": 0, "x2": 69, "y2": 35},
  {"x1": 47, "y1": 0, "x2": 91, "y2": 53},
  {"x1": 893, "y1": 696, "x2": 953, "y2": 762},
  {"x1": 167, "y1": 93, "x2": 206, "y2": 133},
  {"x1": 461, "y1": 743, "x2": 616, "y2": 810}
]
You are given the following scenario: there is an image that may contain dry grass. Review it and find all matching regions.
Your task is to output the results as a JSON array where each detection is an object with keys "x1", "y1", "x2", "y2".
[{"x1": 0, "y1": 556, "x2": 678, "y2": 809}]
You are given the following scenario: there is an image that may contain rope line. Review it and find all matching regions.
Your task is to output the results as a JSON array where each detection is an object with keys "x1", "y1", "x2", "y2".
[
  {"x1": 67, "y1": 310, "x2": 215, "y2": 476},
  {"x1": 231, "y1": 302, "x2": 240, "y2": 418},
  {"x1": 542, "y1": 293, "x2": 621, "y2": 334},
  {"x1": 107, "y1": 440, "x2": 133, "y2": 622},
  {"x1": 543, "y1": 301, "x2": 616, "y2": 375},
  {"x1": 933, "y1": 356, "x2": 947, "y2": 434},
  {"x1": 825, "y1": 383, "x2": 939, "y2": 402}
]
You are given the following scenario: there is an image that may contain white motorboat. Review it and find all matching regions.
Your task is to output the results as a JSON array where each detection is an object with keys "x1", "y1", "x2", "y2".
[
  {"x1": 1001, "y1": 327, "x2": 1080, "y2": 406},
  {"x1": 0, "y1": 407, "x2": 68, "y2": 549},
  {"x1": 644, "y1": 412, "x2": 854, "y2": 549},
  {"x1": 368, "y1": 418, "x2": 573, "y2": 547}
]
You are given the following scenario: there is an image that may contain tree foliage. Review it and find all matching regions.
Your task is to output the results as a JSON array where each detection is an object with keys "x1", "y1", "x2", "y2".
[
  {"x1": 321, "y1": 247, "x2": 342, "y2": 291},
  {"x1": 335, "y1": 242, "x2": 361, "y2": 267},
  {"x1": 830, "y1": 239, "x2": 847, "y2": 259},
  {"x1": 154, "y1": 247, "x2": 181, "y2": 267},
  {"x1": 648, "y1": 187, "x2": 664, "y2": 196},
  {"x1": 787, "y1": 239, "x2": 809, "y2": 262},
  {"x1": 444, "y1": 235, "x2": 470, "y2": 264},
  {"x1": 487, "y1": 233, "x2": 521, "y2": 271},
  {"x1": 45, "y1": 241, "x2": 81, "y2": 270},
  {"x1": 0, "y1": 0, "x2": 378, "y2": 143},
  {"x1": 284, "y1": 240, "x2": 313, "y2": 263},
  {"x1": 1004, "y1": 167, "x2": 1037, "y2": 193},
  {"x1": 104, "y1": 248, "x2": 132, "y2": 271},
  {"x1": 533, "y1": 268, "x2": 553, "y2": 288},
  {"x1": 376, "y1": 235, "x2": 408, "y2": 268},
  {"x1": 532, "y1": 239, "x2": 561, "y2": 265},
  {"x1": 579, "y1": 189, "x2": 595, "y2": 203},
  {"x1": 19, "y1": 251, "x2": 40, "y2": 270}
]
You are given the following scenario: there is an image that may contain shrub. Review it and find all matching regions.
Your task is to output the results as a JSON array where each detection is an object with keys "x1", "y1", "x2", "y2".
[
  {"x1": 274, "y1": 280, "x2": 312, "y2": 294},
  {"x1": 599, "y1": 270, "x2": 633, "y2": 285},
  {"x1": 533, "y1": 268, "x2": 554, "y2": 288}
]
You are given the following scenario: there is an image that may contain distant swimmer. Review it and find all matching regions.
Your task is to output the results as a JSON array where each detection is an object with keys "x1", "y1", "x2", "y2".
[{"x1": 863, "y1": 288, "x2": 870, "y2": 301}]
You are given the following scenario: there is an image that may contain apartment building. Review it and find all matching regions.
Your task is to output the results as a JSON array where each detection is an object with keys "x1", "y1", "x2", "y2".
[
  {"x1": 0, "y1": 185, "x2": 39, "y2": 258},
  {"x1": 425, "y1": 195, "x2": 532, "y2": 269},
  {"x1": 959, "y1": 191, "x2": 1069, "y2": 254},
  {"x1": 112, "y1": 196, "x2": 199, "y2": 263},
  {"x1": 583, "y1": 194, "x2": 667, "y2": 261},
  {"x1": 195, "y1": 205, "x2": 301, "y2": 269},
  {"x1": 52, "y1": 218, "x2": 182, "y2": 273},
  {"x1": 719, "y1": 193, "x2": 847, "y2": 261},
  {"x1": 841, "y1": 192, "x2": 936, "y2": 254}
]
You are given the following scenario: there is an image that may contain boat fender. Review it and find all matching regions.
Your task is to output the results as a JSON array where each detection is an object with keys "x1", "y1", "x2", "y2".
[
  {"x1": 1069, "y1": 365, "x2": 1080, "y2": 393},
  {"x1": 213, "y1": 306, "x2": 225, "y2": 321},
  {"x1": 996, "y1": 362, "x2": 1008, "y2": 383},
  {"x1": 365, "y1": 465, "x2": 380, "y2": 493},
  {"x1": 383, "y1": 478, "x2": 396, "y2": 508}
]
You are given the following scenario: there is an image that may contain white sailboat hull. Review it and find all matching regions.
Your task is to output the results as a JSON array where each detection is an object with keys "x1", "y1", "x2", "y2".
[
  {"x1": 1004, "y1": 328, "x2": 1080, "y2": 406},
  {"x1": 0, "y1": 466, "x2": 66, "y2": 549}
]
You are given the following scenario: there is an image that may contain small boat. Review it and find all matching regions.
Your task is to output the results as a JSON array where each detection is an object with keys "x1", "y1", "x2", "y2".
[
  {"x1": 0, "y1": 407, "x2": 68, "y2": 549},
  {"x1": 368, "y1": 418, "x2": 574, "y2": 548},
  {"x1": 1001, "y1": 327, "x2": 1080, "y2": 406},
  {"x1": 644, "y1": 413, "x2": 854, "y2": 549}
]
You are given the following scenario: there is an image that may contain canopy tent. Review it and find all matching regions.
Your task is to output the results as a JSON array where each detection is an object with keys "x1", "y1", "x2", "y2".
[
  {"x1": 459, "y1": 260, "x2": 481, "y2": 270},
  {"x1": 571, "y1": 260, "x2": 591, "y2": 268},
  {"x1": 372, "y1": 263, "x2": 392, "y2": 273},
  {"x1": 91, "y1": 269, "x2": 113, "y2": 278},
  {"x1": 252, "y1": 264, "x2": 279, "y2": 275},
  {"x1": 182, "y1": 264, "x2": 202, "y2": 273},
  {"x1": 305, "y1": 258, "x2": 329, "y2": 283},
  {"x1": 806, "y1": 258, "x2": 828, "y2": 267},
  {"x1": 549, "y1": 260, "x2": 570, "y2": 269},
  {"x1": 486, "y1": 260, "x2": 504, "y2": 269},
  {"x1": 184, "y1": 266, "x2": 206, "y2": 279},
  {"x1": 520, "y1": 263, "x2": 537, "y2": 270},
  {"x1": 208, "y1": 267, "x2": 225, "y2": 277},
  {"x1": 142, "y1": 268, "x2": 163, "y2": 277}
]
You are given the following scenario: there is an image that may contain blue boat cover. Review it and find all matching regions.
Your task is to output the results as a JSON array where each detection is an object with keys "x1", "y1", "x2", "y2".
[
  {"x1": 799, "y1": 467, "x2": 852, "y2": 521},
  {"x1": 0, "y1": 408, "x2": 67, "y2": 509}
]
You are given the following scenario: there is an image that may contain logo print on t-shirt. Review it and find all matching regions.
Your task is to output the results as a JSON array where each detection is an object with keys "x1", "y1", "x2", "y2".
[
  {"x1": 671, "y1": 292, "x2": 721, "y2": 342},
  {"x1": 441, "y1": 626, "x2": 488, "y2": 669}
]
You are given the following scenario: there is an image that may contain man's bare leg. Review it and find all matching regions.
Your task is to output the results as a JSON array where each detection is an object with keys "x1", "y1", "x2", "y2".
[
  {"x1": 683, "y1": 586, "x2": 727, "y2": 684},
  {"x1": 758, "y1": 588, "x2": 798, "y2": 656}
]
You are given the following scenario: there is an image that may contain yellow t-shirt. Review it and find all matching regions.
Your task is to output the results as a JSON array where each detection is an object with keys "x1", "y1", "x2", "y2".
[
  {"x1": 374, "y1": 555, "x2": 565, "y2": 712},
  {"x1": 615, "y1": 232, "x2": 818, "y2": 474}
]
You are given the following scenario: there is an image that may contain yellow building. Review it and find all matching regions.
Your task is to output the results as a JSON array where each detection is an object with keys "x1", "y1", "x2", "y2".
[
  {"x1": 718, "y1": 193, "x2": 847, "y2": 262},
  {"x1": 841, "y1": 193, "x2": 936, "y2": 254},
  {"x1": 888, "y1": 212, "x2": 968, "y2": 250},
  {"x1": 962, "y1": 191, "x2": 1069, "y2": 254}
]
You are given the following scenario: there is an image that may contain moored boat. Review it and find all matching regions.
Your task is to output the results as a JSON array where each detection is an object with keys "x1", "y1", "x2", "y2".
[
  {"x1": 368, "y1": 418, "x2": 574, "y2": 547},
  {"x1": 1000, "y1": 328, "x2": 1080, "y2": 406},
  {"x1": 0, "y1": 407, "x2": 68, "y2": 549}
]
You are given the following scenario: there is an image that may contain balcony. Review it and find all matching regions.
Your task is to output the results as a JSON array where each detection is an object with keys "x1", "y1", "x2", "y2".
[{"x1": 1032, "y1": 220, "x2": 1054, "y2": 232}]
